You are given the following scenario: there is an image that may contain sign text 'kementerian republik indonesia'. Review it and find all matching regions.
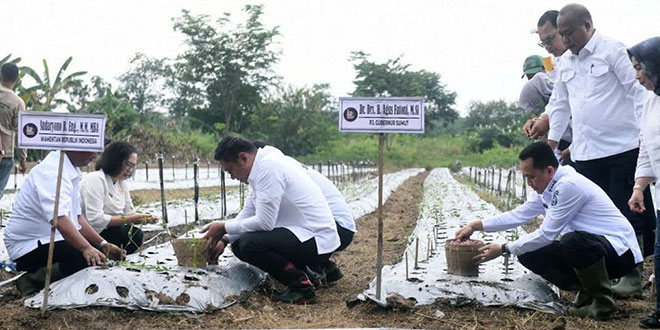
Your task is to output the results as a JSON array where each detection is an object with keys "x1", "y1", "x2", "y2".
[
  {"x1": 18, "y1": 112, "x2": 106, "y2": 152},
  {"x1": 338, "y1": 97, "x2": 424, "y2": 134}
]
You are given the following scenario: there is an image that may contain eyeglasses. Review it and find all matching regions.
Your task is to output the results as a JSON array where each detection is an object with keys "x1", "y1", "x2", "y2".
[
  {"x1": 123, "y1": 160, "x2": 136, "y2": 170},
  {"x1": 538, "y1": 32, "x2": 557, "y2": 48}
]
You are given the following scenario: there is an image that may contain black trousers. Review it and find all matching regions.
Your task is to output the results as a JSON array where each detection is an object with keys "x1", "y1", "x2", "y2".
[
  {"x1": 100, "y1": 224, "x2": 143, "y2": 254},
  {"x1": 336, "y1": 223, "x2": 355, "y2": 252},
  {"x1": 573, "y1": 148, "x2": 656, "y2": 256},
  {"x1": 231, "y1": 228, "x2": 330, "y2": 284},
  {"x1": 15, "y1": 240, "x2": 88, "y2": 277},
  {"x1": 518, "y1": 231, "x2": 636, "y2": 290}
]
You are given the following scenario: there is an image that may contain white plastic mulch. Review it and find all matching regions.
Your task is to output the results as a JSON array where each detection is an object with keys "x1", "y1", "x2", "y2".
[
  {"x1": 359, "y1": 168, "x2": 564, "y2": 314},
  {"x1": 20, "y1": 168, "x2": 424, "y2": 312}
]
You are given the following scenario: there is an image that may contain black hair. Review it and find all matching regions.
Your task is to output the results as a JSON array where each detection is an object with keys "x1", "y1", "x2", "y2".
[
  {"x1": 518, "y1": 142, "x2": 558, "y2": 170},
  {"x1": 0, "y1": 63, "x2": 19, "y2": 83},
  {"x1": 628, "y1": 37, "x2": 660, "y2": 96},
  {"x1": 95, "y1": 141, "x2": 138, "y2": 177},
  {"x1": 537, "y1": 10, "x2": 559, "y2": 28},
  {"x1": 214, "y1": 136, "x2": 256, "y2": 162}
]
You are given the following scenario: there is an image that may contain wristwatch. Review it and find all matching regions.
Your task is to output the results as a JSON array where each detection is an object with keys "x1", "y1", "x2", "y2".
[
  {"x1": 501, "y1": 243, "x2": 511, "y2": 257},
  {"x1": 633, "y1": 184, "x2": 645, "y2": 191},
  {"x1": 221, "y1": 236, "x2": 230, "y2": 246},
  {"x1": 97, "y1": 240, "x2": 108, "y2": 250}
]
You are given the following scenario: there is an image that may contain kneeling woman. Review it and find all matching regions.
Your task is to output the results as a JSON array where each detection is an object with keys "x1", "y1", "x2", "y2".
[{"x1": 81, "y1": 141, "x2": 156, "y2": 254}]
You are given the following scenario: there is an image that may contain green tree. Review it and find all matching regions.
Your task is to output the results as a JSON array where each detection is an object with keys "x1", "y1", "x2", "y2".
[
  {"x1": 19, "y1": 57, "x2": 86, "y2": 111},
  {"x1": 246, "y1": 84, "x2": 337, "y2": 156},
  {"x1": 119, "y1": 53, "x2": 171, "y2": 114},
  {"x1": 170, "y1": 4, "x2": 281, "y2": 134},
  {"x1": 350, "y1": 52, "x2": 458, "y2": 128},
  {"x1": 82, "y1": 88, "x2": 140, "y2": 139},
  {"x1": 464, "y1": 100, "x2": 531, "y2": 152}
]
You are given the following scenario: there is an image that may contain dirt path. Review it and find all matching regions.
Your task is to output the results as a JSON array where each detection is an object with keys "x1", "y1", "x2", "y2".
[{"x1": 0, "y1": 170, "x2": 654, "y2": 329}]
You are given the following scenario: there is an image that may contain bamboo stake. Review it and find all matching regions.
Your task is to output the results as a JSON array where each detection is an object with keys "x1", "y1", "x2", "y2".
[
  {"x1": 42, "y1": 151, "x2": 65, "y2": 313},
  {"x1": 414, "y1": 236, "x2": 419, "y2": 269}
]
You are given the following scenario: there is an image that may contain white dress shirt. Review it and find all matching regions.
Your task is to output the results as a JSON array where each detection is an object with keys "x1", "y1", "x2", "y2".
[
  {"x1": 224, "y1": 146, "x2": 340, "y2": 254},
  {"x1": 4, "y1": 151, "x2": 83, "y2": 260},
  {"x1": 547, "y1": 31, "x2": 648, "y2": 161},
  {"x1": 482, "y1": 165, "x2": 642, "y2": 263},
  {"x1": 306, "y1": 169, "x2": 356, "y2": 232},
  {"x1": 80, "y1": 170, "x2": 136, "y2": 233},
  {"x1": 634, "y1": 94, "x2": 660, "y2": 206}
]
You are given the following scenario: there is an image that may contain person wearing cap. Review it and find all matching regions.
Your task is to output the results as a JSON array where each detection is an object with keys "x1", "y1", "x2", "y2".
[
  {"x1": 626, "y1": 36, "x2": 660, "y2": 329},
  {"x1": 0, "y1": 63, "x2": 29, "y2": 198},
  {"x1": 522, "y1": 55, "x2": 545, "y2": 80},
  {"x1": 518, "y1": 59, "x2": 573, "y2": 166},
  {"x1": 456, "y1": 142, "x2": 641, "y2": 320},
  {"x1": 527, "y1": 4, "x2": 655, "y2": 298}
]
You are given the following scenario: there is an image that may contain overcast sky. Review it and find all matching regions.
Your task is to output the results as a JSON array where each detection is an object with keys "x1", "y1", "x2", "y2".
[{"x1": 4, "y1": 0, "x2": 660, "y2": 116}]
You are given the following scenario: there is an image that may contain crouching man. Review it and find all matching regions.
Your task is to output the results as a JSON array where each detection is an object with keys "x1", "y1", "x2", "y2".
[
  {"x1": 456, "y1": 142, "x2": 641, "y2": 320},
  {"x1": 202, "y1": 137, "x2": 340, "y2": 304},
  {"x1": 4, "y1": 151, "x2": 124, "y2": 296}
]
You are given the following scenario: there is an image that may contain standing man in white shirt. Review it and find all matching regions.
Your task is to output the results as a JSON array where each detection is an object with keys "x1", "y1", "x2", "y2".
[
  {"x1": 529, "y1": 3, "x2": 655, "y2": 297},
  {"x1": 202, "y1": 137, "x2": 340, "y2": 304},
  {"x1": 523, "y1": 10, "x2": 573, "y2": 164},
  {"x1": 456, "y1": 142, "x2": 641, "y2": 320},
  {"x1": 4, "y1": 150, "x2": 123, "y2": 296}
]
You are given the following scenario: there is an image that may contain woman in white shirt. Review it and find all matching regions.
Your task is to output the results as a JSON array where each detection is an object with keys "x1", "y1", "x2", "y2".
[
  {"x1": 80, "y1": 141, "x2": 156, "y2": 254},
  {"x1": 626, "y1": 37, "x2": 660, "y2": 329}
]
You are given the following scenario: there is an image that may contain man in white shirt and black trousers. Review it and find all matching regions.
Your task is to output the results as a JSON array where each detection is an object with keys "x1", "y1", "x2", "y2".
[
  {"x1": 202, "y1": 137, "x2": 340, "y2": 304},
  {"x1": 456, "y1": 142, "x2": 641, "y2": 320},
  {"x1": 4, "y1": 150, "x2": 124, "y2": 296},
  {"x1": 533, "y1": 3, "x2": 655, "y2": 297}
]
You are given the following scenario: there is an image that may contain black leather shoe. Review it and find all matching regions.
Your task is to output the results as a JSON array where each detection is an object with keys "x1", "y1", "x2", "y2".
[
  {"x1": 270, "y1": 285, "x2": 316, "y2": 304},
  {"x1": 640, "y1": 312, "x2": 660, "y2": 329},
  {"x1": 325, "y1": 260, "x2": 343, "y2": 283}
]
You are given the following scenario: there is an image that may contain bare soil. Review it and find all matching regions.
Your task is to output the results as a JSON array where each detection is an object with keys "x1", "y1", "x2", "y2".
[{"x1": 0, "y1": 171, "x2": 655, "y2": 329}]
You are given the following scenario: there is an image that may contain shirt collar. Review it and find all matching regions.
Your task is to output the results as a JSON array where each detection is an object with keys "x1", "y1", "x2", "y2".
[
  {"x1": 61, "y1": 151, "x2": 83, "y2": 181},
  {"x1": 543, "y1": 166, "x2": 569, "y2": 194},
  {"x1": 246, "y1": 149, "x2": 262, "y2": 184},
  {"x1": 580, "y1": 30, "x2": 600, "y2": 55}
]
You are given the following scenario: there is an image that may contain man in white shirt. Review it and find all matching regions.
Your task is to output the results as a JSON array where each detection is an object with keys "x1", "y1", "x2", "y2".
[
  {"x1": 4, "y1": 150, "x2": 123, "y2": 296},
  {"x1": 456, "y1": 142, "x2": 641, "y2": 320},
  {"x1": 522, "y1": 10, "x2": 573, "y2": 164},
  {"x1": 251, "y1": 140, "x2": 356, "y2": 285},
  {"x1": 202, "y1": 137, "x2": 340, "y2": 304},
  {"x1": 526, "y1": 4, "x2": 655, "y2": 297}
]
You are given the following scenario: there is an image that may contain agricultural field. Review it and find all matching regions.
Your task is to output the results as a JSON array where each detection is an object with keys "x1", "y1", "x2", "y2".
[{"x1": 0, "y1": 167, "x2": 654, "y2": 330}]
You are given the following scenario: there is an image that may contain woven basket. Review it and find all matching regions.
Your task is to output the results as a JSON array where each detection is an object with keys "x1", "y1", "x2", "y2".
[
  {"x1": 445, "y1": 239, "x2": 484, "y2": 277},
  {"x1": 172, "y1": 237, "x2": 208, "y2": 267}
]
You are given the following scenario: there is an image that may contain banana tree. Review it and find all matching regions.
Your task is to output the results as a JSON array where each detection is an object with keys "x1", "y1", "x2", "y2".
[{"x1": 19, "y1": 56, "x2": 86, "y2": 111}]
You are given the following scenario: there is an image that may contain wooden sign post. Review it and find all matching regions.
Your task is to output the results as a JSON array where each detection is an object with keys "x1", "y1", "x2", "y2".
[
  {"x1": 339, "y1": 97, "x2": 424, "y2": 300},
  {"x1": 17, "y1": 112, "x2": 106, "y2": 313}
]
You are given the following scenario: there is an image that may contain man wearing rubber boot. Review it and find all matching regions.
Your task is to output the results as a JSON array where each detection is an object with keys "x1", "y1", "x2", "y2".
[
  {"x1": 526, "y1": 3, "x2": 655, "y2": 299},
  {"x1": 202, "y1": 137, "x2": 340, "y2": 304},
  {"x1": 456, "y1": 142, "x2": 642, "y2": 320}
]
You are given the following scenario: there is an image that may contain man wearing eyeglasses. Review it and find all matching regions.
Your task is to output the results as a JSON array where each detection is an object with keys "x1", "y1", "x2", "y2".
[
  {"x1": 529, "y1": 3, "x2": 655, "y2": 299},
  {"x1": 522, "y1": 10, "x2": 573, "y2": 165}
]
